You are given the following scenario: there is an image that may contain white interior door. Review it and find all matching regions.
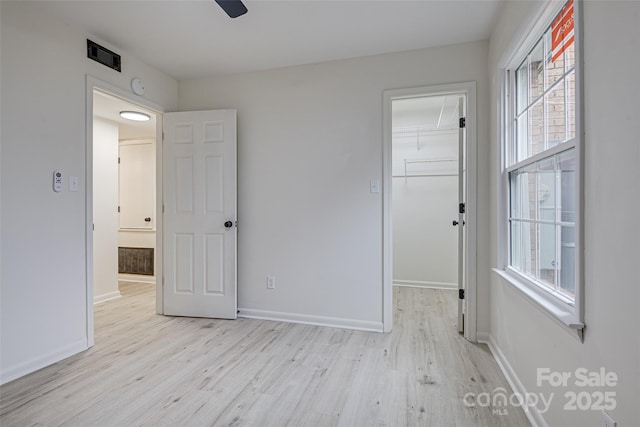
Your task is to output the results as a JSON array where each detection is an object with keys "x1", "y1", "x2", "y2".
[
  {"x1": 456, "y1": 97, "x2": 466, "y2": 333},
  {"x1": 163, "y1": 110, "x2": 237, "y2": 318}
]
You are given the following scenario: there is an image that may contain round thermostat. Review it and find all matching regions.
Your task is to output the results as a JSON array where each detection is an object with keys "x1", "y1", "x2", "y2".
[{"x1": 131, "y1": 78, "x2": 145, "y2": 95}]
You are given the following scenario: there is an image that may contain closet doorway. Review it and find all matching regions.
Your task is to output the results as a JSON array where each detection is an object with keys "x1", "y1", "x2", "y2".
[
  {"x1": 382, "y1": 83, "x2": 477, "y2": 340},
  {"x1": 391, "y1": 94, "x2": 460, "y2": 291}
]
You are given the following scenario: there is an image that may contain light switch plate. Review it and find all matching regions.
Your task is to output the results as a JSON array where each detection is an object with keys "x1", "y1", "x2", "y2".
[
  {"x1": 69, "y1": 176, "x2": 79, "y2": 192},
  {"x1": 370, "y1": 179, "x2": 380, "y2": 193}
]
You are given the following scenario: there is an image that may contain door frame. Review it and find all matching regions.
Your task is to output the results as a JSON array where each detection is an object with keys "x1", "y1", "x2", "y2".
[
  {"x1": 382, "y1": 81, "x2": 477, "y2": 341},
  {"x1": 85, "y1": 76, "x2": 165, "y2": 347}
]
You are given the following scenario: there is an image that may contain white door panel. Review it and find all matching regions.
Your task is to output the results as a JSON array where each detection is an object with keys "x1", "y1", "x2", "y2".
[{"x1": 163, "y1": 110, "x2": 237, "y2": 319}]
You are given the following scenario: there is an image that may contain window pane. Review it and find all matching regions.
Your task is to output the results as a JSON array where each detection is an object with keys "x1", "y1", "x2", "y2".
[
  {"x1": 560, "y1": 225, "x2": 575, "y2": 296},
  {"x1": 558, "y1": 149, "x2": 576, "y2": 223},
  {"x1": 545, "y1": 82, "x2": 566, "y2": 146},
  {"x1": 566, "y1": 70, "x2": 576, "y2": 140},
  {"x1": 510, "y1": 165, "x2": 536, "y2": 221},
  {"x1": 523, "y1": 221, "x2": 538, "y2": 279},
  {"x1": 529, "y1": 40, "x2": 544, "y2": 104},
  {"x1": 538, "y1": 223, "x2": 556, "y2": 287},
  {"x1": 509, "y1": 171, "x2": 519, "y2": 218},
  {"x1": 516, "y1": 112, "x2": 528, "y2": 163},
  {"x1": 529, "y1": 100, "x2": 544, "y2": 158},
  {"x1": 516, "y1": 61, "x2": 529, "y2": 113},
  {"x1": 545, "y1": 29, "x2": 565, "y2": 90},
  {"x1": 510, "y1": 220, "x2": 522, "y2": 271},
  {"x1": 537, "y1": 157, "x2": 556, "y2": 222},
  {"x1": 564, "y1": 34, "x2": 576, "y2": 71}
]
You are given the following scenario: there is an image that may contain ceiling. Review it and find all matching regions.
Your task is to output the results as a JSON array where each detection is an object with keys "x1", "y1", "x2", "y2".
[
  {"x1": 392, "y1": 95, "x2": 460, "y2": 131},
  {"x1": 35, "y1": 0, "x2": 503, "y2": 81},
  {"x1": 94, "y1": 91, "x2": 157, "y2": 140}
]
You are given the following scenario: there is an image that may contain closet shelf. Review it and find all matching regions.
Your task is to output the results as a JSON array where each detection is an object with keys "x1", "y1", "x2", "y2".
[
  {"x1": 393, "y1": 125, "x2": 458, "y2": 150},
  {"x1": 398, "y1": 158, "x2": 458, "y2": 181}
]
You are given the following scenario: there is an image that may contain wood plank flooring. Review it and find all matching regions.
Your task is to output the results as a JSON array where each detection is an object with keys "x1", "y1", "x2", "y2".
[{"x1": 1, "y1": 283, "x2": 530, "y2": 426}]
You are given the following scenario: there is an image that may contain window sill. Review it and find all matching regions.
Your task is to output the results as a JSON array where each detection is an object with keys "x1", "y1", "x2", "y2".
[{"x1": 492, "y1": 268, "x2": 584, "y2": 342}]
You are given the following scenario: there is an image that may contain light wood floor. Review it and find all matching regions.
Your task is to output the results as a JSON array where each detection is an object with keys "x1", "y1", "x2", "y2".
[{"x1": 1, "y1": 283, "x2": 530, "y2": 426}]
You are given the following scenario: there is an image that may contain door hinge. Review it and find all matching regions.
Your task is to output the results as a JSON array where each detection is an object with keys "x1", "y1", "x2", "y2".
[
  {"x1": 118, "y1": 157, "x2": 120, "y2": 164},
  {"x1": 459, "y1": 202, "x2": 465, "y2": 214},
  {"x1": 459, "y1": 289, "x2": 465, "y2": 300},
  {"x1": 117, "y1": 206, "x2": 120, "y2": 213},
  {"x1": 459, "y1": 117, "x2": 466, "y2": 128},
  {"x1": 162, "y1": 204, "x2": 165, "y2": 213}
]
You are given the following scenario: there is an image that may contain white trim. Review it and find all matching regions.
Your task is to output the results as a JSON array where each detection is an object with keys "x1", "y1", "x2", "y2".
[
  {"x1": 393, "y1": 280, "x2": 457, "y2": 290},
  {"x1": 383, "y1": 81, "x2": 478, "y2": 342},
  {"x1": 93, "y1": 291, "x2": 122, "y2": 305},
  {"x1": 118, "y1": 274, "x2": 156, "y2": 284},
  {"x1": 0, "y1": 339, "x2": 87, "y2": 385},
  {"x1": 505, "y1": 140, "x2": 575, "y2": 173},
  {"x1": 493, "y1": 269, "x2": 583, "y2": 341},
  {"x1": 238, "y1": 308, "x2": 383, "y2": 333},
  {"x1": 382, "y1": 93, "x2": 393, "y2": 333},
  {"x1": 478, "y1": 334, "x2": 549, "y2": 427},
  {"x1": 86, "y1": 76, "x2": 166, "y2": 348}
]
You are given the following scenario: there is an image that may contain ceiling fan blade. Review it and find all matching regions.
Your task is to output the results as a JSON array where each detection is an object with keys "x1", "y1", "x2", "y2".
[{"x1": 215, "y1": 0, "x2": 248, "y2": 18}]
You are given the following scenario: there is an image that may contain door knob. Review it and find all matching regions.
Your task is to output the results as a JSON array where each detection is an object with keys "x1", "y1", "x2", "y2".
[
  {"x1": 224, "y1": 221, "x2": 233, "y2": 229},
  {"x1": 144, "y1": 217, "x2": 151, "y2": 222},
  {"x1": 452, "y1": 220, "x2": 459, "y2": 226}
]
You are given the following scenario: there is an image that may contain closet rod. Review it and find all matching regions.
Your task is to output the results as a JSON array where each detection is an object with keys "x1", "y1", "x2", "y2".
[
  {"x1": 404, "y1": 158, "x2": 458, "y2": 182},
  {"x1": 404, "y1": 158, "x2": 456, "y2": 164},
  {"x1": 393, "y1": 173, "x2": 459, "y2": 179}
]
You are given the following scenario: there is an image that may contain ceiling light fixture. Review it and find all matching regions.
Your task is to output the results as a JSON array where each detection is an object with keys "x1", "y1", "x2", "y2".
[{"x1": 120, "y1": 111, "x2": 150, "y2": 122}]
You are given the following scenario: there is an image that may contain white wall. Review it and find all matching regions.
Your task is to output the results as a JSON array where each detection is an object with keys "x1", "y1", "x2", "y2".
[
  {"x1": 178, "y1": 41, "x2": 489, "y2": 330},
  {"x1": 93, "y1": 118, "x2": 120, "y2": 303},
  {"x1": 392, "y1": 131, "x2": 458, "y2": 287},
  {"x1": 392, "y1": 176, "x2": 458, "y2": 287},
  {"x1": 488, "y1": 1, "x2": 640, "y2": 426},
  {"x1": 0, "y1": 2, "x2": 177, "y2": 383},
  {"x1": 118, "y1": 231, "x2": 155, "y2": 250}
]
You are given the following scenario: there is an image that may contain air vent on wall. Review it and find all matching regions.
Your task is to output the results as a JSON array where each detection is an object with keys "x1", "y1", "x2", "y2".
[{"x1": 87, "y1": 39, "x2": 121, "y2": 72}]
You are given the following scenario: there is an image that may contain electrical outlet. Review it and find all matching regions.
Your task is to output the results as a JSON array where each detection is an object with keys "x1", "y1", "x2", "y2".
[
  {"x1": 602, "y1": 410, "x2": 616, "y2": 427},
  {"x1": 266, "y1": 276, "x2": 276, "y2": 289}
]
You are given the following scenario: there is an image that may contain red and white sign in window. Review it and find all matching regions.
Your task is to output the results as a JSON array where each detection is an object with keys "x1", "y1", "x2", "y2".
[{"x1": 551, "y1": 0, "x2": 575, "y2": 62}]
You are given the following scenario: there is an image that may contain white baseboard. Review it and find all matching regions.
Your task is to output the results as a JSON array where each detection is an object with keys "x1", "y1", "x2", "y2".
[
  {"x1": 238, "y1": 308, "x2": 383, "y2": 332},
  {"x1": 478, "y1": 334, "x2": 548, "y2": 427},
  {"x1": 0, "y1": 339, "x2": 87, "y2": 385},
  {"x1": 393, "y1": 280, "x2": 457, "y2": 290},
  {"x1": 94, "y1": 291, "x2": 122, "y2": 305},
  {"x1": 118, "y1": 273, "x2": 155, "y2": 284}
]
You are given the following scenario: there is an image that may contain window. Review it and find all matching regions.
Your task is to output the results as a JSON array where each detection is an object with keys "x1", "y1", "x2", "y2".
[{"x1": 501, "y1": 0, "x2": 583, "y2": 334}]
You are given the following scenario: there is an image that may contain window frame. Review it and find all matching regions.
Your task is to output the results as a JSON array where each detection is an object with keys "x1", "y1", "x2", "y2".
[{"x1": 496, "y1": 0, "x2": 584, "y2": 340}]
